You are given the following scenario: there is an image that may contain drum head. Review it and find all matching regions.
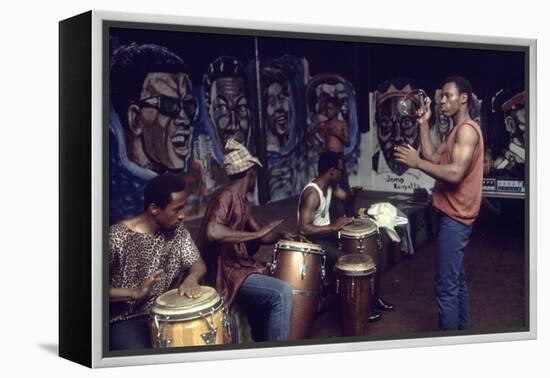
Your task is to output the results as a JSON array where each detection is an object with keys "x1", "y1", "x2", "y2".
[
  {"x1": 335, "y1": 253, "x2": 376, "y2": 276},
  {"x1": 276, "y1": 239, "x2": 324, "y2": 255},
  {"x1": 151, "y1": 286, "x2": 222, "y2": 319},
  {"x1": 341, "y1": 218, "x2": 378, "y2": 237}
]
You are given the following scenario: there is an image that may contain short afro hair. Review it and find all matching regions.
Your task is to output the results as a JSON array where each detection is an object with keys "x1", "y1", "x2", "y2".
[
  {"x1": 143, "y1": 174, "x2": 186, "y2": 211},
  {"x1": 317, "y1": 151, "x2": 343, "y2": 175},
  {"x1": 110, "y1": 43, "x2": 188, "y2": 130},
  {"x1": 443, "y1": 76, "x2": 473, "y2": 106}
]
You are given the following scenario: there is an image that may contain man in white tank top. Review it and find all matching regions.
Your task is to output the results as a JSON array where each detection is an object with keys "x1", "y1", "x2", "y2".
[{"x1": 297, "y1": 152, "x2": 382, "y2": 322}]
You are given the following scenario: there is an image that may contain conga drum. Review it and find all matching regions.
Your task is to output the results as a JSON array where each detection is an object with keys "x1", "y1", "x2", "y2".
[
  {"x1": 150, "y1": 286, "x2": 230, "y2": 348},
  {"x1": 339, "y1": 218, "x2": 382, "y2": 263},
  {"x1": 334, "y1": 253, "x2": 376, "y2": 336},
  {"x1": 269, "y1": 239, "x2": 325, "y2": 340}
]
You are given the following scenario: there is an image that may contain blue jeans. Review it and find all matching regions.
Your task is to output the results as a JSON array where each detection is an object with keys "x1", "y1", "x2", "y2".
[
  {"x1": 109, "y1": 316, "x2": 151, "y2": 351},
  {"x1": 236, "y1": 273, "x2": 293, "y2": 342},
  {"x1": 436, "y1": 214, "x2": 474, "y2": 330}
]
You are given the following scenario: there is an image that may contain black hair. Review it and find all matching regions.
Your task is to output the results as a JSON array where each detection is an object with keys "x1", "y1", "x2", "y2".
[
  {"x1": 443, "y1": 76, "x2": 473, "y2": 106},
  {"x1": 143, "y1": 174, "x2": 186, "y2": 211},
  {"x1": 318, "y1": 151, "x2": 343, "y2": 175},
  {"x1": 110, "y1": 43, "x2": 188, "y2": 130}
]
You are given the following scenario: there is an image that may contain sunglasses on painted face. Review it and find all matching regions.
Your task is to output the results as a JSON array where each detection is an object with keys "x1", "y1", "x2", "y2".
[{"x1": 135, "y1": 96, "x2": 198, "y2": 120}]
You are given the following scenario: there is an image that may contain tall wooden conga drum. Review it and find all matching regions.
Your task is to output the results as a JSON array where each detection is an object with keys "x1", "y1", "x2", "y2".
[
  {"x1": 339, "y1": 218, "x2": 383, "y2": 297},
  {"x1": 269, "y1": 239, "x2": 325, "y2": 340},
  {"x1": 150, "y1": 286, "x2": 230, "y2": 348},
  {"x1": 334, "y1": 253, "x2": 376, "y2": 336}
]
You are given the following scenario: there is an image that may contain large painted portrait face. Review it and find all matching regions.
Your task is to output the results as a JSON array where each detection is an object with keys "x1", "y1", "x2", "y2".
[
  {"x1": 375, "y1": 86, "x2": 419, "y2": 175},
  {"x1": 265, "y1": 80, "x2": 292, "y2": 147},
  {"x1": 209, "y1": 76, "x2": 250, "y2": 146},
  {"x1": 133, "y1": 72, "x2": 196, "y2": 172}
]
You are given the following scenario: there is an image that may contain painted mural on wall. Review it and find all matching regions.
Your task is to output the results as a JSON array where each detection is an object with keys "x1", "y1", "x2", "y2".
[
  {"x1": 368, "y1": 77, "x2": 435, "y2": 193},
  {"x1": 305, "y1": 74, "x2": 361, "y2": 183},
  {"x1": 488, "y1": 84, "x2": 525, "y2": 178},
  {"x1": 261, "y1": 55, "x2": 309, "y2": 201},
  {"x1": 109, "y1": 43, "x2": 208, "y2": 224},
  {"x1": 108, "y1": 30, "x2": 526, "y2": 225}
]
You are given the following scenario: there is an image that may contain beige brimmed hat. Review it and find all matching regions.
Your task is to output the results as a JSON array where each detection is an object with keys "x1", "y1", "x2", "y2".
[{"x1": 223, "y1": 138, "x2": 263, "y2": 176}]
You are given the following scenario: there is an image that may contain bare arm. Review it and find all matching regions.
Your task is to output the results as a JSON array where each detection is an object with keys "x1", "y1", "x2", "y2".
[
  {"x1": 417, "y1": 125, "x2": 479, "y2": 184},
  {"x1": 298, "y1": 187, "x2": 352, "y2": 238},
  {"x1": 109, "y1": 270, "x2": 163, "y2": 303},
  {"x1": 332, "y1": 185, "x2": 362, "y2": 205},
  {"x1": 247, "y1": 215, "x2": 284, "y2": 244},
  {"x1": 206, "y1": 219, "x2": 283, "y2": 244},
  {"x1": 327, "y1": 121, "x2": 350, "y2": 146},
  {"x1": 419, "y1": 122, "x2": 446, "y2": 164}
]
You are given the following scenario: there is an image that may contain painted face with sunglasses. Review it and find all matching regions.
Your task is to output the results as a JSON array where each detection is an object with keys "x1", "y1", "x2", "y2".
[
  {"x1": 128, "y1": 72, "x2": 197, "y2": 173},
  {"x1": 376, "y1": 95, "x2": 420, "y2": 176}
]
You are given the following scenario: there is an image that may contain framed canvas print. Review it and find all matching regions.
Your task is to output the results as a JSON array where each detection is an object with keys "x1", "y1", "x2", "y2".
[{"x1": 59, "y1": 10, "x2": 537, "y2": 368}]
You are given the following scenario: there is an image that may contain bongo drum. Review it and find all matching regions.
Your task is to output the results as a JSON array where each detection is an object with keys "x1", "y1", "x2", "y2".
[
  {"x1": 150, "y1": 286, "x2": 230, "y2": 348},
  {"x1": 269, "y1": 239, "x2": 325, "y2": 340},
  {"x1": 334, "y1": 254, "x2": 376, "y2": 336}
]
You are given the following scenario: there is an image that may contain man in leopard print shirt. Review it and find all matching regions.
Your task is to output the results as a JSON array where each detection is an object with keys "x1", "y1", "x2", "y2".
[{"x1": 109, "y1": 174, "x2": 207, "y2": 350}]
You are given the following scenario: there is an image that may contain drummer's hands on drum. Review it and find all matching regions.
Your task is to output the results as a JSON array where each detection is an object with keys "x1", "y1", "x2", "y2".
[
  {"x1": 258, "y1": 219, "x2": 284, "y2": 239},
  {"x1": 133, "y1": 269, "x2": 163, "y2": 300},
  {"x1": 178, "y1": 276, "x2": 202, "y2": 299},
  {"x1": 334, "y1": 216, "x2": 353, "y2": 231}
]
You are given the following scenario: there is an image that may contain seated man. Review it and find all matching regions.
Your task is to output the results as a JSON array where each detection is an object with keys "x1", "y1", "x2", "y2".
[
  {"x1": 109, "y1": 174, "x2": 207, "y2": 350},
  {"x1": 198, "y1": 139, "x2": 293, "y2": 342},
  {"x1": 297, "y1": 151, "x2": 385, "y2": 322}
]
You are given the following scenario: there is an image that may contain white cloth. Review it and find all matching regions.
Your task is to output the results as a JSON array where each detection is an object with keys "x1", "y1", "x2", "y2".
[
  {"x1": 367, "y1": 202, "x2": 401, "y2": 242},
  {"x1": 297, "y1": 182, "x2": 332, "y2": 226}
]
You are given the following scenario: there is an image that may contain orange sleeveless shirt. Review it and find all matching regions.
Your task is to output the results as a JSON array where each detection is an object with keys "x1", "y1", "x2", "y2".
[{"x1": 432, "y1": 120, "x2": 484, "y2": 226}]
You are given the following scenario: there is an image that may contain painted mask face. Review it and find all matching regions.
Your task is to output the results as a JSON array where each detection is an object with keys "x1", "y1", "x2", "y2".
[
  {"x1": 377, "y1": 97, "x2": 419, "y2": 175},
  {"x1": 209, "y1": 77, "x2": 250, "y2": 146}
]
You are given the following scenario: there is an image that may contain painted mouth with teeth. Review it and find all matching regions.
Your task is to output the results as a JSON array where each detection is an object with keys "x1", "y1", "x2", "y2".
[{"x1": 171, "y1": 129, "x2": 191, "y2": 157}]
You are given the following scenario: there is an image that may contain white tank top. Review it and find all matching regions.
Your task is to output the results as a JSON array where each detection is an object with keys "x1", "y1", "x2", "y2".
[{"x1": 297, "y1": 182, "x2": 332, "y2": 226}]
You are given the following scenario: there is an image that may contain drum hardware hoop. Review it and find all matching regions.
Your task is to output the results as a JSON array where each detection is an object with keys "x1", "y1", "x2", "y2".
[
  {"x1": 199, "y1": 308, "x2": 218, "y2": 345},
  {"x1": 292, "y1": 289, "x2": 319, "y2": 297},
  {"x1": 152, "y1": 300, "x2": 223, "y2": 322}
]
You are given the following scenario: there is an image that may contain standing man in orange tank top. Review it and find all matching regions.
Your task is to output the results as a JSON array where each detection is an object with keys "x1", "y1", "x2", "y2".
[{"x1": 395, "y1": 76, "x2": 484, "y2": 330}]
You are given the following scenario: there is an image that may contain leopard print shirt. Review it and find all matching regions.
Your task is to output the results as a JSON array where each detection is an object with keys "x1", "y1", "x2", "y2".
[{"x1": 109, "y1": 222, "x2": 200, "y2": 323}]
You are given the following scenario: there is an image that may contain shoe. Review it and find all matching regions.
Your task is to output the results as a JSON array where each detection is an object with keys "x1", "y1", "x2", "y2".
[
  {"x1": 376, "y1": 297, "x2": 395, "y2": 311},
  {"x1": 368, "y1": 309, "x2": 382, "y2": 322}
]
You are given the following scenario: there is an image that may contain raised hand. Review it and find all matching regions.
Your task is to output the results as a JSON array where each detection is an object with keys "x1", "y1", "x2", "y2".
[
  {"x1": 134, "y1": 269, "x2": 163, "y2": 300},
  {"x1": 416, "y1": 98, "x2": 432, "y2": 126}
]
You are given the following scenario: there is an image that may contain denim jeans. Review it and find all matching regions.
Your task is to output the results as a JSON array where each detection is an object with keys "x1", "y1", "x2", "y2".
[
  {"x1": 236, "y1": 273, "x2": 293, "y2": 342},
  {"x1": 436, "y1": 214, "x2": 474, "y2": 330},
  {"x1": 109, "y1": 315, "x2": 151, "y2": 351}
]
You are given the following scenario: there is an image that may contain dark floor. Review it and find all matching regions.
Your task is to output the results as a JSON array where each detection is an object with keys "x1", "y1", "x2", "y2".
[{"x1": 184, "y1": 192, "x2": 526, "y2": 340}]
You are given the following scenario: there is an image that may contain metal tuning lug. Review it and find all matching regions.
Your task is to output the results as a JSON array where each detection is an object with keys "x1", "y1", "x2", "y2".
[{"x1": 200, "y1": 309, "x2": 218, "y2": 345}]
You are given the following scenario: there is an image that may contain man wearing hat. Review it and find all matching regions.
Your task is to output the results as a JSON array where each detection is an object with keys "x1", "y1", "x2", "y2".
[{"x1": 197, "y1": 139, "x2": 293, "y2": 342}]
